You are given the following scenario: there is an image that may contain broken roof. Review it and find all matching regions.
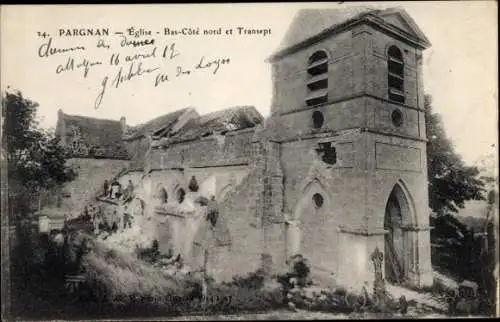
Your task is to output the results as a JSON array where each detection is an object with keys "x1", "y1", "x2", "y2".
[
  {"x1": 58, "y1": 112, "x2": 130, "y2": 160},
  {"x1": 123, "y1": 108, "x2": 195, "y2": 141},
  {"x1": 268, "y1": 6, "x2": 431, "y2": 62},
  {"x1": 168, "y1": 106, "x2": 264, "y2": 143}
]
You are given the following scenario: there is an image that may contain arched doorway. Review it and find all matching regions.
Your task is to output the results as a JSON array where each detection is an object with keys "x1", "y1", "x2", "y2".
[{"x1": 384, "y1": 182, "x2": 416, "y2": 284}]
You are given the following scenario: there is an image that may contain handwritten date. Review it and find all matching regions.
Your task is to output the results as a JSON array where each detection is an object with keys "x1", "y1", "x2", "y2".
[{"x1": 56, "y1": 57, "x2": 102, "y2": 78}]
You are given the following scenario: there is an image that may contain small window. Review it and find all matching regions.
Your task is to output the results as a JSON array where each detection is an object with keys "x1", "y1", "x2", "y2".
[
  {"x1": 158, "y1": 188, "x2": 168, "y2": 203},
  {"x1": 387, "y1": 46, "x2": 405, "y2": 104},
  {"x1": 316, "y1": 142, "x2": 337, "y2": 165},
  {"x1": 312, "y1": 193, "x2": 324, "y2": 208},
  {"x1": 391, "y1": 109, "x2": 404, "y2": 127},
  {"x1": 306, "y1": 50, "x2": 329, "y2": 107},
  {"x1": 176, "y1": 188, "x2": 186, "y2": 204},
  {"x1": 312, "y1": 111, "x2": 324, "y2": 129},
  {"x1": 309, "y1": 51, "x2": 328, "y2": 64}
]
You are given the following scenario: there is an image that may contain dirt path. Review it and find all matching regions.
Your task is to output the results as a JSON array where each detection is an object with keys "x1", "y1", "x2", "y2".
[
  {"x1": 386, "y1": 284, "x2": 449, "y2": 313},
  {"x1": 162, "y1": 309, "x2": 448, "y2": 320}
]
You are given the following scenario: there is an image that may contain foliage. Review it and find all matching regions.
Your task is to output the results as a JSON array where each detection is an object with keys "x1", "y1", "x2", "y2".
[
  {"x1": 277, "y1": 254, "x2": 312, "y2": 293},
  {"x1": 136, "y1": 239, "x2": 161, "y2": 264},
  {"x1": 70, "y1": 240, "x2": 284, "y2": 315},
  {"x1": 293, "y1": 257, "x2": 311, "y2": 280},
  {"x1": 2, "y1": 89, "x2": 77, "y2": 219},
  {"x1": 223, "y1": 268, "x2": 267, "y2": 290},
  {"x1": 80, "y1": 237, "x2": 186, "y2": 303},
  {"x1": 275, "y1": 255, "x2": 408, "y2": 315},
  {"x1": 205, "y1": 283, "x2": 284, "y2": 314},
  {"x1": 425, "y1": 94, "x2": 486, "y2": 215}
]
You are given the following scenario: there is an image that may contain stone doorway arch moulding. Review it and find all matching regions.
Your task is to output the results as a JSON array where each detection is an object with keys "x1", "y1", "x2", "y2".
[
  {"x1": 288, "y1": 178, "x2": 332, "y2": 266},
  {"x1": 383, "y1": 179, "x2": 420, "y2": 285}
]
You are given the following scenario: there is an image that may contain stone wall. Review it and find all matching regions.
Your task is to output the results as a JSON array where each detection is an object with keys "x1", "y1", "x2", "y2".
[
  {"x1": 202, "y1": 173, "x2": 263, "y2": 282},
  {"x1": 148, "y1": 130, "x2": 255, "y2": 171},
  {"x1": 262, "y1": 20, "x2": 431, "y2": 290},
  {"x1": 122, "y1": 129, "x2": 259, "y2": 282},
  {"x1": 365, "y1": 27, "x2": 423, "y2": 109},
  {"x1": 124, "y1": 137, "x2": 150, "y2": 170},
  {"x1": 61, "y1": 158, "x2": 130, "y2": 218},
  {"x1": 271, "y1": 30, "x2": 361, "y2": 116},
  {"x1": 73, "y1": 12, "x2": 432, "y2": 290},
  {"x1": 117, "y1": 171, "x2": 144, "y2": 189}
]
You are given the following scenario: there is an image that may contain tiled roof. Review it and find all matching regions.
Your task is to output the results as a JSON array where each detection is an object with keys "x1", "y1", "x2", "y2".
[
  {"x1": 269, "y1": 6, "x2": 430, "y2": 61},
  {"x1": 124, "y1": 108, "x2": 193, "y2": 141},
  {"x1": 169, "y1": 106, "x2": 264, "y2": 143},
  {"x1": 59, "y1": 112, "x2": 130, "y2": 160}
]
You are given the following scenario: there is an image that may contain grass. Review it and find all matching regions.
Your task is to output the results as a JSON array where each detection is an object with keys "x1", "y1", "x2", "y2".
[{"x1": 11, "y1": 227, "x2": 488, "y2": 320}]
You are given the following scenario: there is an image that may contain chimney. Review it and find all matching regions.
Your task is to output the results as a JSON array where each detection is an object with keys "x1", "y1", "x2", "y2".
[{"x1": 120, "y1": 116, "x2": 127, "y2": 134}]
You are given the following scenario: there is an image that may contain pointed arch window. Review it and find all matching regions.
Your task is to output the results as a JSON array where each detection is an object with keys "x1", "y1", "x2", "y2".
[
  {"x1": 306, "y1": 50, "x2": 329, "y2": 107},
  {"x1": 176, "y1": 188, "x2": 186, "y2": 204},
  {"x1": 156, "y1": 187, "x2": 168, "y2": 204},
  {"x1": 388, "y1": 46, "x2": 405, "y2": 104}
]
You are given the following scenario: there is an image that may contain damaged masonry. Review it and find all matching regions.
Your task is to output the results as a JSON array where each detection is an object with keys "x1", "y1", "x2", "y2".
[{"x1": 48, "y1": 6, "x2": 435, "y2": 291}]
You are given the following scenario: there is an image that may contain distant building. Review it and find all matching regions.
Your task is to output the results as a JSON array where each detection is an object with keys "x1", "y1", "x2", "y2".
[{"x1": 35, "y1": 110, "x2": 132, "y2": 222}]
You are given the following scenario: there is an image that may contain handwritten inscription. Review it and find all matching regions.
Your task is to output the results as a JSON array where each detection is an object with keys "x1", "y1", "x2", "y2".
[
  {"x1": 120, "y1": 35, "x2": 155, "y2": 48},
  {"x1": 94, "y1": 40, "x2": 230, "y2": 108},
  {"x1": 153, "y1": 54, "x2": 229, "y2": 88},
  {"x1": 114, "y1": 62, "x2": 160, "y2": 88},
  {"x1": 96, "y1": 39, "x2": 110, "y2": 49},
  {"x1": 56, "y1": 57, "x2": 102, "y2": 78},
  {"x1": 38, "y1": 37, "x2": 85, "y2": 58},
  {"x1": 36, "y1": 25, "x2": 272, "y2": 110},
  {"x1": 195, "y1": 56, "x2": 230, "y2": 75}
]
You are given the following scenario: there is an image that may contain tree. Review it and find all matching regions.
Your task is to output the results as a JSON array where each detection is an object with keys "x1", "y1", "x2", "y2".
[
  {"x1": 425, "y1": 94, "x2": 486, "y2": 215},
  {"x1": 2, "y1": 89, "x2": 77, "y2": 221}
]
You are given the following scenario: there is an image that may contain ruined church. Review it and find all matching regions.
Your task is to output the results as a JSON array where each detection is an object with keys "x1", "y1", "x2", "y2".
[{"x1": 53, "y1": 7, "x2": 434, "y2": 290}]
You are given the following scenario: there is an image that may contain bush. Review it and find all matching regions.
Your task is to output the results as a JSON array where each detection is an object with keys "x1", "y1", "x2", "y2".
[
  {"x1": 205, "y1": 283, "x2": 284, "y2": 314},
  {"x1": 80, "y1": 238, "x2": 187, "y2": 304},
  {"x1": 277, "y1": 254, "x2": 312, "y2": 294},
  {"x1": 275, "y1": 255, "x2": 407, "y2": 315},
  {"x1": 136, "y1": 239, "x2": 160, "y2": 264},
  {"x1": 225, "y1": 268, "x2": 266, "y2": 290}
]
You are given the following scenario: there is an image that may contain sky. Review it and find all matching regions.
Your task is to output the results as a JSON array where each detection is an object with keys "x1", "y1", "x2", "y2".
[{"x1": 1, "y1": 1, "x2": 498, "y2": 166}]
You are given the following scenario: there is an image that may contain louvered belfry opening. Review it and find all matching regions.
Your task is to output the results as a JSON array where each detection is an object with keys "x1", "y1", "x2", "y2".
[
  {"x1": 387, "y1": 46, "x2": 405, "y2": 104},
  {"x1": 306, "y1": 50, "x2": 329, "y2": 107}
]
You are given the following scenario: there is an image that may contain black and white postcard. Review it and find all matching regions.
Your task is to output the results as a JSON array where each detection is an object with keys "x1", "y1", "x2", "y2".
[{"x1": 1, "y1": 2, "x2": 498, "y2": 320}]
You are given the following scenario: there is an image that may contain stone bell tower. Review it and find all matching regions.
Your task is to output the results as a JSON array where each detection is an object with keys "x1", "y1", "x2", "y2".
[{"x1": 261, "y1": 6, "x2": 433, "y2": 289}]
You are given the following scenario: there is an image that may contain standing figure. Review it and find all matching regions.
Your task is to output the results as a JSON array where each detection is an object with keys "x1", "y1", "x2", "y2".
[
  {"x1": 116, "y1": 182, "x2": 123, "y2": 200},
  {"x1": 206, "y1": 195, "x2": 219, "y2": 227},
  {"x1": 110, "y1": 181, "x2": 117, "y2": 199},
  {"x1": 123, "y1": 205, "x2": 133, "y2": 229},
  {"x1": 125, "y1": 180, "x2": 134, "y2": 201},
  {"x1": 110, "y1": 180, "x2": 122, "y2": 199},
  {"x1": 103, "y1": 180, "x2": 109, "y2": 198}
]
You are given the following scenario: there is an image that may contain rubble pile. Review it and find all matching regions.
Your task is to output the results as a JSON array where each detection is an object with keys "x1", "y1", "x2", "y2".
[{"x1": 153, "y1": 255, "x2": 201, "y2": 280}]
